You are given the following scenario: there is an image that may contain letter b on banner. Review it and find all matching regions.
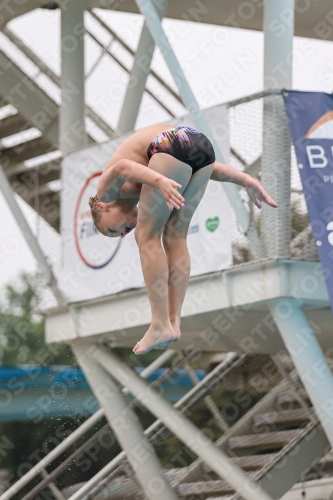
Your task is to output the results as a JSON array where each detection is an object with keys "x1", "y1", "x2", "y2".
[{"x1": 306, "y1": 145, "x2": 328, "y2": 168}]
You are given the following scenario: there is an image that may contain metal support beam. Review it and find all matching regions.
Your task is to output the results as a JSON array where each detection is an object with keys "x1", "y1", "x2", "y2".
[
  {"x1": 2, "y1": 26, "x2": 116, "y2": 140},
  {"x1": 89, "y1": 10, "x2": 183, "y2": 105},
  {"x1": 1, "y1": 137, "x2": 53, "y2": 164},
  {"x1": 261, "y1": 0, "x2": 294, "y2": 258},
  {"x1": 5, "y1": 157, "x2": 61, "y2": 179},
  {"x1": 60, "y1": 0, "x2": 86, "y2": 154},
  {"x1": 38, "y1": 469, "x2": 64, "y2": 500},
  {"x1": 269, "y1": 299, "x2": 333, "y2": 447},
  {"x1": 182, "y1": 358, "x2": 230, "y2": 433},
  {"x1": 71, "y1": 340, "x2": 178, "y2": 500},
  {"x1": 90, "y1": 345, "x2": 273, "y2": 500},
  {"x1": 69, "y1": 352, "x2": 240, "y2": 500},
  {"x1": 134, "y1": 0, "x2": 258, "y2": 246},
  {"x1": 261, "y1": 94, "x2": 291, "y2": 258},
  {"x1": 85, "y1": 24, "x2": 177, "y2": 119},
  {"x1": 0, "y1": 112, "x2": 30, "y2": 139},
  {"x1": 10, "y1": 165, "x2": 61, "y2": 190},
  {"x1": 263, "y1": 0, "x2": 294, "y2": 89},
  {"x1": 232, "y1": 421, "x2": 330, "y2": 500},
  {"x1": 14, "y1": 185, "x2": 60, "y2": 233},
  {"x1": 117, "y1": 0, "x2": 168, "y2": 134},
  {"x1": 0, "y1": 1, "x2": 45, "y2": 29},
  {"x1": 0, "y1": 50, "x2": 58, "y2": 146},
  {"x1": 0, "y1": 164, "x2": 65, "y2": 304}
]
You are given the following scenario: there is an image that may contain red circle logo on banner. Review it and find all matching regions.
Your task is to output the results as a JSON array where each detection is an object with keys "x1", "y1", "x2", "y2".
[{"x1": 73, "y1": 172, "x2": 121, "y2": 269}]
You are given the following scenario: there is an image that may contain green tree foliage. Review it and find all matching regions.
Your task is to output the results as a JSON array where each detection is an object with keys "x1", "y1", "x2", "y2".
[{"x1": 0, "y1": 272, "x2": 75, "y2": 366}]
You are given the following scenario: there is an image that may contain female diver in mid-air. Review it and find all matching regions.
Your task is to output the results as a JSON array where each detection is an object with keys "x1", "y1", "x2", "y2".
[{"x1": 88, "y1": 124, "x2": 278, "y2": 355}]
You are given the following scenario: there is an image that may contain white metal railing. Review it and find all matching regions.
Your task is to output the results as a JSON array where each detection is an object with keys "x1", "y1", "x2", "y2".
[{"x1": 0, "y1": 349, "x2": 177, "y2": 500}]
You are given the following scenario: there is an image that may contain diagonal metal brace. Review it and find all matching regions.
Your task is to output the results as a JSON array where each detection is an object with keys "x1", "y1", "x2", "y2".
[
  {"x1": 0, "y1": 165, "x2": 65, "y2": 305},
  {"x1": 71, "y1": 340, "x2": 177, "y2": 500},
  {"x1": 269, "y1": 299, "x2": 333, "y2": 448},
  {"x1": 89, "y1": 345, "x2": 273, "y2": 500}
]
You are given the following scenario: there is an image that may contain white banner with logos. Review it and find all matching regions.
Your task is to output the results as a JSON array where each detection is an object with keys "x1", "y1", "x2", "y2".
[{"x1": 60, "y1": 105, "x2": 232, "y2": 303}]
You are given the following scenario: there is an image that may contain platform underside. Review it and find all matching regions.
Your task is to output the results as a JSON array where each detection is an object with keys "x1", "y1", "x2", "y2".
[
  {"x1": 4, "y1": 1, "x2": 333, "y2": 42},
  {"x1": 44, "y1": 259, "x2": 332, "y2": 354}
]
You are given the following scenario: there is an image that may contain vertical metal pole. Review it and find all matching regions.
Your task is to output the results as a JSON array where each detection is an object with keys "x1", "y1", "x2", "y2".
[
  {"x1": 134, "y1": 0, "x2": 257, "y2": 242},
  {"x1": 71, "y1": 340, "x2": 178, "y2": 500},
  {"x1": 261, "y1": 0, "x2": 294, "y2": 257},
  {"x1": 60, "y1": 0, "x2": 86, "y2": 154},
  {"x1": 269, "y1": 299, "x2": 333, "y2": 447},
  {"x1": 261, "y1": 93, "x2": 291, "y2": 258},
  {"x1": 117, "y1": 0, "x2": 168, "y2": 134},
  {"x1": 91, "y1": 346, "x2": 273, "y2": 500},
  {"x1": 263, "y1": 0, "x2": 294, "y2": 90}
]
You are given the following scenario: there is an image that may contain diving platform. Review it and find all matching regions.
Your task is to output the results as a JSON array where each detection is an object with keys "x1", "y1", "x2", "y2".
[{"x1": 44, "y1": 258, "x2": 331, "y2": 354}]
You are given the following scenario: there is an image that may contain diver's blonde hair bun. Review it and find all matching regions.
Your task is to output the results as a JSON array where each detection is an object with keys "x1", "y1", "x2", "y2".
[
  {"x1": 88, "y1": 194, "x2": 102, "y2": 227},
  {"x1": 88, "y1": 195, "x2": 98, "y2": 209}
]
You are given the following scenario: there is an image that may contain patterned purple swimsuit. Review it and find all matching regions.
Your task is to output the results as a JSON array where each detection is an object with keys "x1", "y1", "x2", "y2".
[{"x1": 147, "y1": 126, "x2": 215, "y2": 173}]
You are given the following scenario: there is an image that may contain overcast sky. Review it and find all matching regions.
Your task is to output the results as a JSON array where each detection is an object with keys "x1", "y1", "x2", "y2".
[{"x1": 0, "y1": 8, "x2": 332, "y2": 303}]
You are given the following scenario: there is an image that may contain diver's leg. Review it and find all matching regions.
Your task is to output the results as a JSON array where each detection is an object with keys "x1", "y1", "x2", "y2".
[
  {"x1": 161, "y1": 237, "x2": 190, "y2": 334},
  {"x1": 162, "y1": 162, "x2": 215, "y2": 335},
  {"x1": 133, "y1": 153, "x2": 192, "y2": 354}
]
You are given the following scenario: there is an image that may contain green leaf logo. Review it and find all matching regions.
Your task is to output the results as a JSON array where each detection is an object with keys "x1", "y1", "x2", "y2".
[{"x1": 205, "y1": 217, "x2": 219, "y2": 232}]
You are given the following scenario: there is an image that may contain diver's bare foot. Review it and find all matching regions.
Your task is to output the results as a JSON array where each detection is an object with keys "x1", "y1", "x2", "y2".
[
  {"x1": 171, "y1": 323, "x2": 181, "y2": 339},
  {"x1": 133, "y1": 324, "x2": 179, "y2": 355},
  {"x1": 158, "y1": 324, "x2": 181, "y2": 348}
]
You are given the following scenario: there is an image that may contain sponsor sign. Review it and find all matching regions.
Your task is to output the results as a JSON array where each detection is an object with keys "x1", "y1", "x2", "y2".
[
  {"x1": 283, "y1": 90, "x2": 333, "y2": 312},
  {"x1": 60, "y1": 105, "x2": 232, "y2": 303}
]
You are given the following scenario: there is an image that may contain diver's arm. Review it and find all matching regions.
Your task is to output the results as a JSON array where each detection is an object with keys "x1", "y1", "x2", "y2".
[
  {"x1": 211, "y1": 161, "x2": 278, "y2": 209},
  {"x1": 97, "y1": 159, "x2": 185, "y2": 210},
  {"x1": 97, "y1": 162, "x2": 126, "y2": 203},
  {"x1": 210, "y1": 161, "x2": 249, "y2": 185}
]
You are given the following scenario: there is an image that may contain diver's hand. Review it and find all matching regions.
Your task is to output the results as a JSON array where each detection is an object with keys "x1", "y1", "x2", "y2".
[
  {"x1": 156, "y1": 177, "x2": 185, "y2": 211},
  {"x1": 244, "y1": 175, "x2": 278, "y2": 209}
]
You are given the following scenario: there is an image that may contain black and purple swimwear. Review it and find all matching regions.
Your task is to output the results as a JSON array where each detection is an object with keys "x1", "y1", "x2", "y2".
[{"x1": 147, "y1": 126, "x2": 215, "y2": 173}]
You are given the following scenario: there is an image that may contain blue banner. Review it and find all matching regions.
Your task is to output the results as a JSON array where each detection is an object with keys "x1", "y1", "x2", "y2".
[{"x1": 283, "y1": 90, "x2": 333, "y2": 312}]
